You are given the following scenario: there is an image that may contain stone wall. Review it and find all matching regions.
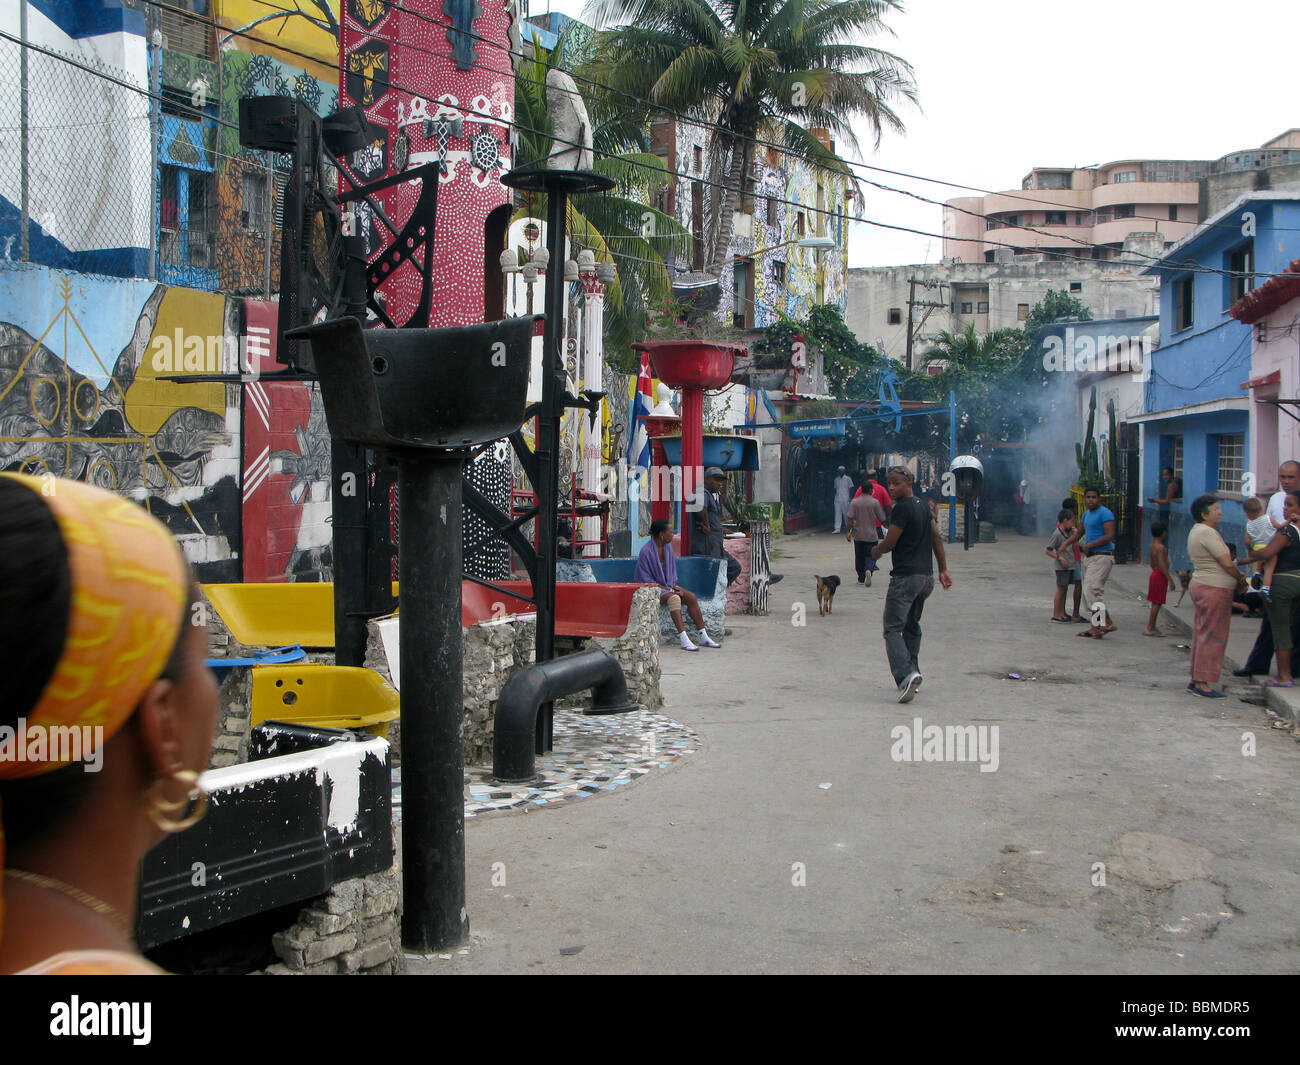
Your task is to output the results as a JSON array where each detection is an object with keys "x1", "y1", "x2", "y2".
[
  {"x1": 209, "y1": 586, "x2": 662, "y2": 773},
  {"x1": 591, "y1": 586, "x2": 663, "y2": 713},
  {"x1": 201, "y1": 590, "x2": 251, "y2": 769},
  {"x1": 264, "y1": 843, "x2": 403, "y2": 975}
]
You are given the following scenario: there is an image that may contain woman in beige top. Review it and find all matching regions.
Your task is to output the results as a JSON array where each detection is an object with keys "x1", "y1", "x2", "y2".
[{"x1": 1185, "y1": 494, "x2": 1248, "y2": 697}]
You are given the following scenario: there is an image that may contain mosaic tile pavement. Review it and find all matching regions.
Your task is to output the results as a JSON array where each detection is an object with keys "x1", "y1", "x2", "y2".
[{"x1": 391, "y1": 708, "x2": 699, "y2": 820}]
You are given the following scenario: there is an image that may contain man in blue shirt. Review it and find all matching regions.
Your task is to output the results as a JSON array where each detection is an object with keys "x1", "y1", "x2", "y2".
[{"x1": 1079, "y1": 487, "x2": 1117, "y2": 639}]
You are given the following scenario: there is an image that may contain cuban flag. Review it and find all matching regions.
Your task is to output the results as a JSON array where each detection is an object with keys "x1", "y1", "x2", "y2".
[{"x1": 626, "y1": 351, "x2": 653, "y2": 468}]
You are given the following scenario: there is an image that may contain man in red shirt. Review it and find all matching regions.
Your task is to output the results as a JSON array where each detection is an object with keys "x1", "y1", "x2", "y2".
[{"x1": 853, "y1": 470, "x2": 893, "y2": 539}]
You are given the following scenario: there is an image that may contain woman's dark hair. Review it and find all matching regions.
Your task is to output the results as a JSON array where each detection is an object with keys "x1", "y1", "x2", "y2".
[
  {"x1": 0, "y1": 477, "x2": 71, "y2": 726},
  {"x1": 1190, "y1": 494, "x2": 1218, "y2": 522},
  {"x1": 0, "y1": 478, "x2": 193, "y2": 851},
  {"x1": 1151, "y1": 521, "x2": 1167, "y2": 539},
  {"x1": 649, "y1": 518, "x2": 670, "y2": 538}
]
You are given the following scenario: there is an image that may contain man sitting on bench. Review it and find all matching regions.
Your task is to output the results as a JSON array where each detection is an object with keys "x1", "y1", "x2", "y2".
[{"x1": 635, "y1": 518, "x2": 720, "y2": 652}]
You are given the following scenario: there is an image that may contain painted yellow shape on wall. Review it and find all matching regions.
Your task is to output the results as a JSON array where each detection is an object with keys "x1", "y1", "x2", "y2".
[
  {"x1": 123, "y1": 287, "x2": 225, "y2": 437},
  {"x1": 217, "y1": 0, "x2": 341, "y2": 81}
]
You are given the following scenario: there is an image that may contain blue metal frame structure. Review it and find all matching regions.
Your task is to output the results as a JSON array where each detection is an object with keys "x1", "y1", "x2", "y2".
[{"x1": 743, "y1": 370, "x2": 961, "y2": 542}]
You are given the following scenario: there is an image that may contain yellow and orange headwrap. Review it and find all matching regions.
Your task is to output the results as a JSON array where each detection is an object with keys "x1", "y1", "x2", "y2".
[{"x1": 0, "y1": 475, "x2": 190, "y2": 939}]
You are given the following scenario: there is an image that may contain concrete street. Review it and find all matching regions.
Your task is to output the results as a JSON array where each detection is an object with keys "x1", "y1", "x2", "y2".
[{"x1": 410, "y1": 528, "x2": 1300, "y2": 974}]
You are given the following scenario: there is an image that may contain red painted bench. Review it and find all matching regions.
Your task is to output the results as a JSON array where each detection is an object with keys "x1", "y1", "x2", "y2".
[{"x1": 460, "y1": 580, "x2": 644, "y2": 639}]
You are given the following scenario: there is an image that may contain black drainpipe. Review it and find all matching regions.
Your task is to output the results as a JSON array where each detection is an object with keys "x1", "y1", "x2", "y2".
[{"x1": 493, "y1": 649, "x2": 638, "y2": 783}]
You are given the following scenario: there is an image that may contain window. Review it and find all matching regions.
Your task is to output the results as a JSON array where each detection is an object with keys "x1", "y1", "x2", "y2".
[
  {"x1": 888, "y1": 307, "x2": 901, "y2": 324},
  {"x1": 1227, "y1": 242, "x2": 1254, "y2": 305},
  {"x1": 240, "y1": 170, "x2": 268, "y2": 233},
  {"x1": 1114, "y1": 170, "x2": 1137, "y2": 183},
  {"x1": 1115, "y1": 204, "x2": 1135, "y2": 219},
  {"x1": 1070, "y1": 282, "x2": 1082, "y2": 293},
  {"x1": 693, "y1": 146, "x2": 703, "y2": 173},
  {"x1": 766, "y1": 196, "x2": 777, "y2": 227},
  {"x1": 1173, "y1": 275, "x2": 1194, "y2": 331},
  {"x1": 1045, "y1": 211, "x2": 1066, "y2": 225},
  {"x1": 977, "y1": 300, "x2": 988, "y2": 313},
  {"x1": 1172, "y1": 437, "x2": 1183, "y2": 479},
  {"x1": 794, "y1": 212, "x2": 805, "y2": 238},
  {"x1": 960, "y1": 301, "x2": 973, "y2": 314},
  {"x1": 1075, "y1": 213, "x2": 1085, "y2": 226},
  {"x1": 1017, "y1": 303, "x2": 1029, "y2": 321},
  {"x1": 740, "y1": 177, "x2": 756, "y2": 215},
  {"x1": 187, "y1": 170, "x2": 215, "y2": 267},
  {"x1": 772, "y1": 261, "x2": 785, "y2": 287},
  {"x1": 733, "y1": 259, "x2": 753, "y2": 329},
  {"x1": 156, "y1": 1, "x2": 216, "y2": 61},
  {"x1": 1168, "y1": 205, "x2": 1179, "y2": 221},
  {"x1": 1217, "y1": 433, "x2": 1245, "y2": 494},
  {"x1": 161, "y1": 165, "x2": 179, "y2": 232},
  {"x1": 160, "y1": 85, "x2": 205, "y2": 121},
  {"x1": 984, "y1": 251, "x2": 995, "y2": 263}
]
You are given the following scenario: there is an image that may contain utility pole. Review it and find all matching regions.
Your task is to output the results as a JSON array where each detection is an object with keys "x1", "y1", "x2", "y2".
[
  {"x1": 904, "y1": 278, "x2": 916, "y2": 371},
  {"x1": 905, "y1": 277, "x2": 948, "y2": 372}
]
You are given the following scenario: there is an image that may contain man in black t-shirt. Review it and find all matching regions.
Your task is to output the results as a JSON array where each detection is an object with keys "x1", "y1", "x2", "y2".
[{"x1": 872, "y1": 466, "x2": 954, "y2": 703}]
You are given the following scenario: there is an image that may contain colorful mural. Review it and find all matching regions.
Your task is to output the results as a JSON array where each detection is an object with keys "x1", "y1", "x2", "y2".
[
  {"x1": 0, "y1": 264, "x2": 239, "y2": 579},
  {"x1": 339, "y1": 0, "x2": 514, "y2": 328},
  {"x1": 0, "y1": 263, "x2": 333, "y2": 583},
  {"x1": 210, "y1": 3, "x2": 342, "y2": 296}
]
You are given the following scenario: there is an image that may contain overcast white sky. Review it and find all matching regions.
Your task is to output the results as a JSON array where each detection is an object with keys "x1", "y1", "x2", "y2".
[{"x1": 533, "y1": 0, "x2": 1298, "y2": 267}]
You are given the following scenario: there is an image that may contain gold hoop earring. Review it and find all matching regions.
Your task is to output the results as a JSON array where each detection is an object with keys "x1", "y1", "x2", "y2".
[{"x1": 144, "y1": 766, "x2": 209, "y2": 833}]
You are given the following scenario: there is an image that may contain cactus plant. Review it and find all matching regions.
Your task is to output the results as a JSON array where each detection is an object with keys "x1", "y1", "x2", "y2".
[
  {"x1": 1106, "y1": 398, "x2": 1119, "y2": 491},
  {"x1": 1074, "y1": 387, "x2": 1105, "y2": 491}
]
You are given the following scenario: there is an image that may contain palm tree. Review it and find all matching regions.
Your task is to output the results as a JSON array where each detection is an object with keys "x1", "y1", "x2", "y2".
[
  {"x1": 920, "y1": 324, "x2": 1026, "y2": 374},
  {"x1": 584, "y1": 0, "x2": 915, "y2": 277},
  {"x1": 513, "y1": 36, "x2": 691, "y2": 365}
]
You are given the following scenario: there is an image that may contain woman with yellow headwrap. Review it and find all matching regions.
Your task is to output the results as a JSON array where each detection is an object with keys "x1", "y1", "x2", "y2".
[{"x1": 0, "y1": 474, "x2": 218, "y2": 974}]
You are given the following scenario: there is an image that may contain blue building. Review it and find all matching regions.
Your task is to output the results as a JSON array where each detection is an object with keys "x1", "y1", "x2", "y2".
[{"x1": 1137, "y1": 192, "x2": 1300, "y2": 567}]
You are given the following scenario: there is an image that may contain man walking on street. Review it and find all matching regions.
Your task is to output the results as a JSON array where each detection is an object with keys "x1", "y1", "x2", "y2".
[
  {"x1": 846, "y1": 485, "x2": 887, "y2": 586},
  {"x1": 872, "y1": 466, "x2": 954, "y2": 702},
  {"x1": 832, "y1": 466, "x2": 853, "y2": 534}
]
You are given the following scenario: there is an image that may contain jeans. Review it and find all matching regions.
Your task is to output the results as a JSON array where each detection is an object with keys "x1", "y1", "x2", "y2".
[
  {"x1": 883, "y1": 573, "x2": 934, "y2": 686},
  {"x1": 853, "y1": 540, "x2": 878, "y2": 582}
]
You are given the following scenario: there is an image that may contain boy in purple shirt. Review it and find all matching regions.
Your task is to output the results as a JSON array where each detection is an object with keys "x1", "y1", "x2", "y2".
[{"x1": 635, "y1": 519, "x2": 720, "y2": 651}]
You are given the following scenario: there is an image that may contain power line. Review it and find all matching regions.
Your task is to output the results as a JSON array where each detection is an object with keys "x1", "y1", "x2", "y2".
[
  {"x1": 11, "y1": 11, "x2": 1297, "y2": 286},
  {"x1": 299, "y1": 0, "x2": 1300, "y2": 252}
]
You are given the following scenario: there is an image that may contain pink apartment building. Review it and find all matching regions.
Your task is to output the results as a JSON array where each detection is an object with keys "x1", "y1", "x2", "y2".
[{"x1": 943, "y1": 158, "x2": 1209, "y2": 264}]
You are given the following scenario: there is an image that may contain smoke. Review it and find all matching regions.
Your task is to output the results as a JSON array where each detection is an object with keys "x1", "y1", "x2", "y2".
[{"x1": 1022, "y1": 362, "x2": 1084, "y2": 532}]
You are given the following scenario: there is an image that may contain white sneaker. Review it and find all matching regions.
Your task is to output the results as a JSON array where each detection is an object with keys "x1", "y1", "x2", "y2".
[
  {"x1": 697, "y1": 632, "x2": 721, "y2": 648},
  {"x1": 898, "y1": 672, "x2": 922, "y2": 703},
  {"x1": 864, "y1": 572, "x2": 872, "y2": 587},
  {"x1": 679, "y1": 633, "x2": 699, "y2": 651}
]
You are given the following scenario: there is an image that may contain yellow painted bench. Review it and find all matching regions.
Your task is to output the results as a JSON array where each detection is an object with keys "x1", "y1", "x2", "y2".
[
  {"x1": 200, "y1": 582, "x2": 400, "y2": 648},
  {"x1": 251, "y1": 663, "x2": 398, "y2": 738}
]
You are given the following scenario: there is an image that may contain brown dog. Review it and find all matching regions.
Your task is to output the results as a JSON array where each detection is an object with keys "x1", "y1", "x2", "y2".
[{"x1": 815, "y1": 574, "x2": 841, "y2": 616}]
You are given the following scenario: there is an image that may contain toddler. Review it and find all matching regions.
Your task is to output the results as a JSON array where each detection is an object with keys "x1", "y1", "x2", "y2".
[
  {"x1": 1145, "y1": 521, "x2": 1175, "y2": 635},
  {"x1": 1046, "y1": 509, "x2": 1077, "y2": 622}
]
